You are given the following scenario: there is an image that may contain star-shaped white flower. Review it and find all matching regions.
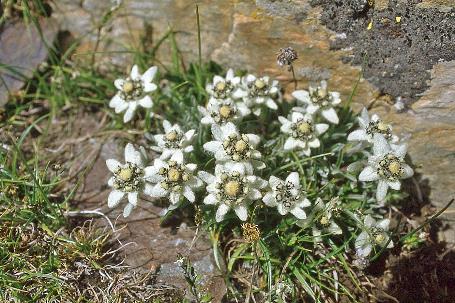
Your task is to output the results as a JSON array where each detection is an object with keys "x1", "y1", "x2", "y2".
[
  {"x1": 198, "y1": 98, "x2": 251, "y2": 125},
  {"x1": 279, "y1": 111, "x2": 329, "y2": 155},
  {"x1": 355, "y1": 215, "x2": 393, "y2": 258},
  {"x1": 151, "y1": 120, "x2": 195, "y2": 162},
  {"x1": 206, "y1": 68, "x2": 243, "y2": 100},
  {"x1": 239, "y1": 74, "x2": 281, "y2": 116},
  {"x1": 358, "y1": 134, "x2": 413, "y2": 204},
  {"x1": 146, "y1": 154, "x2": 203, "y2": 205},
  {"x1": 203, "y1": 122, "x2": 264, "y2": 174},
  {"x1": 109, "y1": 65, "x2": 158, "y2": 123},
  {"x1": 292, "y1": 80, "x2": 341, "y2": 124},
  {"x1": 347, "y1": 108, "x2": 398, "y2": 143},
  {"x1": 106, "y1": 143, "x2": 152, "y2": 217},
  {"x1": 262, "y1": 172, "x2": 311, "y2": 219},
  {"x1": 198, "y1": 163, "x2": 267, "y2": 222},
  {"x1": 297, "y1": 197, "x2": 342, "y2": 242}
]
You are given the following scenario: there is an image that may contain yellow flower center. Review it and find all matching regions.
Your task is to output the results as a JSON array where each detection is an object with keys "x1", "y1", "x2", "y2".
[
  {"x1": 254, "y1": 79, "x2": 266, "y2": 89},
  {"x1": 165, "y1": 130, "x2": 178, "y2": 141},
  {"x1": 375, "y1": 234, "x2": 385, "y2": 244},
  {"x1": 388, "y1": 161, "x2": 401, "y2": 174},
  {"x1": 122, "y1": 81, "x2": 134, "y2": 94},
  {"x1": 118, "y1": 168, "x2": 133, "y2": 181},
  {"x1": 215, "y1": 81, "x2": 226, "y2": 91},
  {"x1": 377, "y1": 121, "x2": 388, "y2": 131},
  {"x1": 320, "y1": 216, "x2": 329, "y2": 226},
  {"x1": 167, "y1": 168, "x2": 181, "y2": 182},
  {"x1": 235, "y1": 140, "x2": 248, "y2": 153},
  {"x1": 317, "y1": 88, "x2": 327, "y2": 99},
  {"x1": 297, "y1": 122, "x2": 311, "y2": 134},
  {"x1": 219, "y1": 105, "x2": 232, "y2": 118},
  {"x1": 224, "y1": 180, "x2": 240, "y2": 197}
]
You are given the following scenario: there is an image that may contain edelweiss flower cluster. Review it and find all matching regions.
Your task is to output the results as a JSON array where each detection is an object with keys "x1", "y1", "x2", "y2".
[
  {"x1": 347, "y1": 108, "x2": 414, "y2": 205},
  {"x1": 199, "y1": 69, "x2": 281, "y2": 123},
  {"x1": 106, "y1": 65, "x2": 414, "y2": 261},
  {"x1": 346, "y1": 108, "x2": 414, "y2": 257}
]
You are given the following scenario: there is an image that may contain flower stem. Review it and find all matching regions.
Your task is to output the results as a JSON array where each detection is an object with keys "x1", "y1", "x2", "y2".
[
  {"x1": 290, "y1": 64, "x2": 297, "y2": 90},
  {"x1": 196, "y1": 4, "x2": 202, "y2": 67}
]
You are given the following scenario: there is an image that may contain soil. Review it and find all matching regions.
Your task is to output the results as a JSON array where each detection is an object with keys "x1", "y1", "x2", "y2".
[{"x1": 311, "y1": 0, "x2": 455, "y2": 104}]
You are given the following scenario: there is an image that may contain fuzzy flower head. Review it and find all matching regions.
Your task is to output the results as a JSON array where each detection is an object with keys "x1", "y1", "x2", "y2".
[
  {"x1": 355, "y1": 215, "x2": 393, "y2": 257},
  {"x1": 262, "y1": 172, "x2": 311, "y2": 219},
  {"x1": 276, "y1": 46, "x2": 298, "y2": 67},
  {"x1": 106, "y1": 143, "x2": 151, "y2": 217},
  {"x1": 203, "y1": 122, "x2": 264, "y2": 174},
  {"x1": 279, "y1": 111, "x2": 329, "y2": 155},
  {"x1": 292, "y1": 80, "x2": 341, "y2": 124},
  {"x1": 198, "y1": 163, "x2": 267, "y2": 222},
  {"x1": 241, "y1": 222, "x2": 261, "y2": 243},
  {"x1": 348, "y1": 108, "x2": 398, "y2": 143},
  {"x1": 152, "y1": 120, "x2": 195, "y2": 162},
  {"x1": 297, "y1": 197, "x2": 342, "y2": 241},
  {"x1": 206, "y1": 68, "x2": 242, "y2": 100},
  {"x1": 146, "y1": 155, "x2": 203, "y2": 205},
  {"x1": 109, "y1": 65, "x2": 158, "y2": 122},
  {"x1": 199, "y1": 98, "x2": 250, "y2": 125},
  {"x1": 359, "y1": 134, "x2": 413, "y2": 204},
  {"x1": 240, "y1": 74, "x2": 281, "y2": 116}
]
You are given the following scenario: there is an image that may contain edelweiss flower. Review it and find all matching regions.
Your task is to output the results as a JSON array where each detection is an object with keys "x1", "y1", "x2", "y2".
[
  {"x1": 109, "y1": 65, "x2": 158, "y2": 122},
  {"x1": 239, "y1": 74, "x2": 281, "y2": 116},
  {"x1": 152, "y1": 120, "x2": 195, "y2": 162},
  {"x1": 198, "y1": 98, "x2": 250, "y2": 125},
  {"x1": 106, "y1": 143, "x2": 151, "y2": 217},
  {"x1": 198, "y1": 163, "x2": 267, "y2": 222},
  {"x1": 358, "y1": 134, "x2": 413, "y2": 203},
  {"x1": 146, "y1": 154, "x2": 203, "y2": 205},
  {"x1": 206, "y1": 68, "x2": 243, "y2": 100},
  {"x1": 355, "y1": 215, "x2": 393, "y2": 257},
  {"x1": 348, "y1": 108, "x2": 398, "y2": 143},
  {"x1": 279, "y1": 111, "x2": 329, "y2": 155},
  {"x1": 292, "y1": 80, "x2": 341, "y2": 124},
  {"x1": 297, "y1": 197, "x2": 342, "y2": 241},
  {"x1": 262, "y1": 172, "x2": 311, "y2": 219},
  {"x1": 203, "y1": 122, "x2": 264, "y2": 174}
]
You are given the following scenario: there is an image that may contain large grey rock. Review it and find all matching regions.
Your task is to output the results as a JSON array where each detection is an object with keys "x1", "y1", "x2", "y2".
[{"x1": 0, "y1": 19, "x2": 57, "y2": 106}]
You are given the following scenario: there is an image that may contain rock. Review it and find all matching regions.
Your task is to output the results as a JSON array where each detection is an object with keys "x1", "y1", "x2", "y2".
[
  {"x1": 350, "y1": 0, "x2": 370, "y2": 13},
  {"x1": 417, "y1": 0, "x2": 455, "y2": 12},
  {"x1": 0, "y1": 18, "x2": 58, "y2": 106},
  {"x1": 375, "y1": 0, "x2": 390, "y2": 10},
  {"x1": 317, "y1": 0, "x2": 455, "y2": 103},
  {"x1": 158, "y1": 255, "x2": 226, "y2": 302}
]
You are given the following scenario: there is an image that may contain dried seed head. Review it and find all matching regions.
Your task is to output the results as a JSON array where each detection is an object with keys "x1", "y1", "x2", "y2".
[
  {"x1": 276, "y1": 47, "x2": 298, "y2": 66},
  {"x1": 242, "y1": 222, "x2": 261, "y2": 243}
]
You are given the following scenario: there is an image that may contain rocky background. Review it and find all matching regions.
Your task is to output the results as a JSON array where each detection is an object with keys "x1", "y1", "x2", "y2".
[{"x1": 1, "y1": 0, "x2": 454, "y2": 294}]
